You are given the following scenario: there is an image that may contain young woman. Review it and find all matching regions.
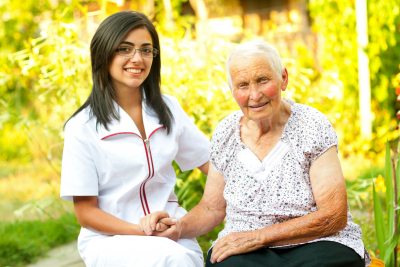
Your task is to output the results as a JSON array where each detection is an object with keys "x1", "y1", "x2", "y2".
[{"x1": 60, "y1": 11, "x2": 209, "y2": 267}]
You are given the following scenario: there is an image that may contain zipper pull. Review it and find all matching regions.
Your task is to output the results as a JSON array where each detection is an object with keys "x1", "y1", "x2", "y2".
[{"x1": 144, "y1": 139, "x2": 150, "y2": 148}]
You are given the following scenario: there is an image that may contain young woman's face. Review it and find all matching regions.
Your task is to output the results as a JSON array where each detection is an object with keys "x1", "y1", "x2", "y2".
[{"x1": 109, "y1": 27, "x2": 154, "y2": 95}]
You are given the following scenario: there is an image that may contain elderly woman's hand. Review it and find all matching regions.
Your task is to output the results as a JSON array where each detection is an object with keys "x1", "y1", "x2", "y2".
[
  {"x1": 152, "y1": 217, "x2": 182, "y2": 242},
  {"x1": 210, "y1": 231, "x2": 264, "y2": 263},
  {"x1": 138, "y1": 211, "x2": 174, "y2": 235}
]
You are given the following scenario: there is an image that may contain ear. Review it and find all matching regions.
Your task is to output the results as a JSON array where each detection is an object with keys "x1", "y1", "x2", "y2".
[{"x1": 281, "y1": 67, "x2": 289, "y2": 91}]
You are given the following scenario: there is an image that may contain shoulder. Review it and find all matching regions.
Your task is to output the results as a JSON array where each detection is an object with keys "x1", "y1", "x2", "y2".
[
  {"x1": 291, "y1": 102, "x2": 333, "y2": 131},
  {"x1": 64, "y1": 106, "x2": 93, "y2": 135},
  {"x1": 286, "y1": 101, "x2": 338, "y2": 150},
  {"x1": 161, "y1": 94, "x2": 180, "y2": 110},
  {"x1": 212, "y1": 110, "x2": 242, "y2": 144}
]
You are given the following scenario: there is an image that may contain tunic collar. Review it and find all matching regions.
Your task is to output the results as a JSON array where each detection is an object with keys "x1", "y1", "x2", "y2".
[{"x1": 98, "y1": 94, "x2": 163, "y2": 140}]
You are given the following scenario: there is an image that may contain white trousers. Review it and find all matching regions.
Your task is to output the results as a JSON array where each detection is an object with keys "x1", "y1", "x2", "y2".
[{"x1": 81, "y1": 235, "x2": 204, "y2": 267}]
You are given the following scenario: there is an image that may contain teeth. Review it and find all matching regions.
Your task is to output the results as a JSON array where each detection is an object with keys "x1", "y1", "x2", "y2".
[
  {"x1": 251, "y1": 102, "x2": 268, "y2": 108},
  {"x1": 126, "y1": 69, "x2": 141, "y2": 74}
]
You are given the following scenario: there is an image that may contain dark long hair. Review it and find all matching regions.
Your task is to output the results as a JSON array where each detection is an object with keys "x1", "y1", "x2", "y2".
[{"x1": 65, "y1": 11, "x2": 173, "y2": 133}]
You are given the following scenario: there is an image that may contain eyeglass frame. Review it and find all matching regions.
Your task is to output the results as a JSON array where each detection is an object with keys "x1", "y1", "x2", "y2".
[{"x1": 115, "y1": 46, "x2": 158, "y2": 58}]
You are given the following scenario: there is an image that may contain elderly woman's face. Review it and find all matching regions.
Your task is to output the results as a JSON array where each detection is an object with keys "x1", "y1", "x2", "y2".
[{"x1": 230, "y1": 56, "x2": 288, "y2": 123}]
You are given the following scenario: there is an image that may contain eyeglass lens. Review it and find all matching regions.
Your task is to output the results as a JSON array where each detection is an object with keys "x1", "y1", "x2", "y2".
[{"x1": 117, "y1": 47, "x2": 157, "y2": 58}]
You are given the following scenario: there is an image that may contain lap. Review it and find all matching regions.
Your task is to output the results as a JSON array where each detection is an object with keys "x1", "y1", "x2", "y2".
[
  {"x1": 83, "y1": 235, "x2": 203, "y2": 267},
  {"x1": 206, "y1": 241, "x2": 364, "y2": 267}
]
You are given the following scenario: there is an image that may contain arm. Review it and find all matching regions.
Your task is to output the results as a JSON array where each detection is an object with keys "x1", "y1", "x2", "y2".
[
  {"x1": 180, "y1": 164, "x2": 226, "y2": 238},
  {"x1": 73, "y1": 196, "x2": 169, "y2": 236},
  {"x1": 210, "y1": 146, "x2": 348, "y2": 263},
  {"x1": 138, "y1": 161, "x2": 214, "y2": 236},
  {"x1": 197, "y1": 160, "x2": 209, "y2": 175},
  {"x1": 151, "y1": 164, "x2": 226, "y2": 239}
]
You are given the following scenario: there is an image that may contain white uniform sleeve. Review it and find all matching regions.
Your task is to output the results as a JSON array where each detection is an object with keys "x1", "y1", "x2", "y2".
[
  {"x1": 172, "y1": 99, "x2": 210, "y2": 172},
  {"x1": 60, "y1": 120, "x2": 99, "y2": 201}
]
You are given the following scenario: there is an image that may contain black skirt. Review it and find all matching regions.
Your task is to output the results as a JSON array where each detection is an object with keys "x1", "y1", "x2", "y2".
[{"x1": 206, "y1": 241, "x2": 364, "y2": 267}]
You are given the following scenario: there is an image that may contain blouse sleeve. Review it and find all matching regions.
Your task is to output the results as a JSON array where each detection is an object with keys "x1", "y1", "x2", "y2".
[
  {"x1": 172, "y1": 98, "x2": 210, "y2": 172},
  {"x1": 60, "y1": 120, "x2": 99, "y2": 201},
  {"x1": 304, "y1": 109, "x2": 339, "y2": 165},
  {"x1": 209, "y1": 114, "x2": 237, "y2": 174}
]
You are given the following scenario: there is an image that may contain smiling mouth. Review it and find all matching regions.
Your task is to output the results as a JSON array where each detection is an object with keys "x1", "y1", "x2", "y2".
[
  {"x1": 125, "y1": 69, "x2": 142, "y2": 74},
  {"x1": 249, "y1": 102, "x2": 268, "y2": 108}
]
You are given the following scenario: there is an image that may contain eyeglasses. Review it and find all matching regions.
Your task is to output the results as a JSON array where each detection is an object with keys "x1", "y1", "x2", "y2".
[{"x1": 115, "y1": 46, "x2": 158, "y2": 58}]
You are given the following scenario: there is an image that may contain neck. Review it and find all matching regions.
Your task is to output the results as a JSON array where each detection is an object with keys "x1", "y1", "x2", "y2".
[
  {"x1": 245, "y1": 100, "x2": 291, "y2": 136},
  {"x1": 115, "y1": 86, "x2": 142, "y2": 112}
]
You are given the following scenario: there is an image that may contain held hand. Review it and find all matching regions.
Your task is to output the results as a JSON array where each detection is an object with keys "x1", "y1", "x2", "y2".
[
  {"x1": 210, "y1": 231, "x2": 264, "y2": 264},
  {"x1": 153, "y1": 217, "x2": 181, "y2": 242},
  {"x1": 139, "y1": 211, "x2": 171, "y2": 236}
]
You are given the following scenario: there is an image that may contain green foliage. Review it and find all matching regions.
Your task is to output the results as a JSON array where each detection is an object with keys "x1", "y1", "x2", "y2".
[
  {"x1": 0, "y1": 212, "x2": 80, "y2": 266},
  {"x1": 373, "y1": 141, "x2": 400, "y2": 265},
  {"x1": 308, "y1": 0, "x2": 400, "y2": 163},
  {"x1": 1, "y1": 0, "x2": 398, "y2": 263},
  {"x1": 353, "y1": 214, "x2": 377, "y2": 258},
  {"x1": 0, "y1": 0, "x2": 83, "y2": 162}
]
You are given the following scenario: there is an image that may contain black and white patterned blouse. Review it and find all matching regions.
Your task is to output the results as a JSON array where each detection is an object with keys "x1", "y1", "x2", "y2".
[{"x1": 210, "y1": 98, "x2": 371, "y2": 265}]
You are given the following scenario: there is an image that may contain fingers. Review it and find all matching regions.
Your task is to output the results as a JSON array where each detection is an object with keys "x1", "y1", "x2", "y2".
[
  {"x1": 214, "y1": 250, "x2": 231, "y2": 264},
  {"x1": 143, "y1": 214, "x2": 153, "y2": 235},
  {"x1": 211, "y1": 244, "x2": 228, "y2": 264},
  {"x1": 155, "y1": 218, "x2": 181, "y2": 242},
  {"x1": 139, "y1": 211, "x2": 170, "y2": 236},
  {"x1": 158, "y1": 217, "x2": 177, "y2": 226},
  {"x1": 156, "y1": 222, "x2": 169, "y2": 231},
  {"x1": 149, "y1": 213, "x2": 159, "y2": 233},
  {"x1": 150, "y1": 211, "x2": 170, "y2": 232}
]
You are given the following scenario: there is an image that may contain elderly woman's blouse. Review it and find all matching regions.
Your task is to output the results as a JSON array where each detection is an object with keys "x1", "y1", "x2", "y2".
[{"x1": 210, "y1": 98, "x2": 370, "y2": 264}]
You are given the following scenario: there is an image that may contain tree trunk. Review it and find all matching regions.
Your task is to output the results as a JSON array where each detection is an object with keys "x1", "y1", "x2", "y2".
[
  {"x1": 145, "y1": 0, "x2": 155, "y2": 18},
  {"x1": 162, "y1": 0, "x2": 174, "y2": 29},
  {"x1": 189, "y1": 0, "x2": 209, "y2": 60},
  {"x1": 355, "y1": 0, "x2": 371, "y2": 138}
]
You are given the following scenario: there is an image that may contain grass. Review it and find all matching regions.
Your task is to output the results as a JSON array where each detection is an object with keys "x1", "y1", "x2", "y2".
[
  {"x1": 0, "y1": 212, "x2": 81, "y2": 267},
  {"x1": 0, "y1": 161, "x2": 80, "y2": 266}
]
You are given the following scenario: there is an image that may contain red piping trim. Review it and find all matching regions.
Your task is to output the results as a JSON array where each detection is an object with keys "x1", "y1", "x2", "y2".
[
  {"x1": 140, "y1": 127, "x2": 163, "y2": 215},
  {"x1": 142, "y1": 148, "x2": 153, "y2": 214},
  {"x1": 140, "y1": 142, "x2": 152, "y2": 215},
  {"x1": 148, "y1": 127, "x2": 164, "y2": 138},
  {"x1": 101, "y1": 132, "x2": 137, "y2": 140},
  {"x1": 168, "y1": 201, "x2": 181, "y2": 207},
  {"x1": 143, "y1": 147, "x2": 154, "y2": 213},
  {"x1": 100, "y1": 127, "x2": 164, "y2": 216}
]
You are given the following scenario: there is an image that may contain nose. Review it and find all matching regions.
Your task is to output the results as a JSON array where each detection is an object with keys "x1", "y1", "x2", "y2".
[
  {"x1": 129, "y1": 50, "x2": 143, "y2": 63},
  {"x1": 249, "y1": 84, "x2": 262, "y2": 101}
]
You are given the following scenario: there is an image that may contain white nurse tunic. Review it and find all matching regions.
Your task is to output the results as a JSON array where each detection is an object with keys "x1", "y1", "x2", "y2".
[{"x1": 60, "y1": 94, "x2": 209, "y2": 267}]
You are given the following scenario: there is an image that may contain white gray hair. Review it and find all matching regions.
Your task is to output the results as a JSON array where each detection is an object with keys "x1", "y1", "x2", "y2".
[{"x1": 225, "y1": 40, "x2": 284, "y2": 89}]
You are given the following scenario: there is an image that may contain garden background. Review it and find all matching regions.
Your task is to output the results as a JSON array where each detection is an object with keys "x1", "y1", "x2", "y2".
[{"x1": 0, "y1": 0, "x2": 400, "y2": 266}]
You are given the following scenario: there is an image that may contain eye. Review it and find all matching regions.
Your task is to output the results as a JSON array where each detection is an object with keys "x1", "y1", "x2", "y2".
[
  {"x1": 259, "y1": 78, "x2": 268, "y2": 83},
  {"x1": 141, "y1": 48, "x2": 152, "y2": 53},
  {"x1": 238, "y1": 83, "x2": 248, "y2": 89},
  {"x1": 118, "y1": 46, "x2": 132, "y2": 53}
]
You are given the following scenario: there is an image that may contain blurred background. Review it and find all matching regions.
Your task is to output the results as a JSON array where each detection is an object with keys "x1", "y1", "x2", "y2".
[{"x1": 0, "y1": 0, "x2": 399, "y2": 265}]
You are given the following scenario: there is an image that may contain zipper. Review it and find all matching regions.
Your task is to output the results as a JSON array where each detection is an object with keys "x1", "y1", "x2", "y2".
[
  {"x1": 139, "y1": 127, "x2": 163, "y2": 215},
  {"x1": 101, "y1": 127, "x2": 163, "y2": 216}
]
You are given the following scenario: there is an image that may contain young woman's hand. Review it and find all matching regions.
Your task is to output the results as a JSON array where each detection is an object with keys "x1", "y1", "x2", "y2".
[
  {"x1": 153, "y1": 218, "x2": 182, "y2": 242},
  {"x1": 138, "y1": 211, "x2": 173, "y2": 236}
]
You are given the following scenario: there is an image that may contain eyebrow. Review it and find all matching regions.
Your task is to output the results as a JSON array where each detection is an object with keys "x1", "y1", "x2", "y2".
[{"x1": 120, "y1": 41, "x2": 153, "y2": 47}]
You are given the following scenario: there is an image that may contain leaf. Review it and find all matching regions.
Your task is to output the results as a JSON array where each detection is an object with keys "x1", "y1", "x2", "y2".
[
  {"x1": 385, "y1": 141, "x2": 395, "y2": 237},
  {"x1": 383, "y1": 233, "x2": 399, "y2": 264},
  {"x1": 373, "y1": 183, "x2": 388, "y2": 261},
  {"x1": 397, "y1": 154, "x2": 400, "y2": 243}
]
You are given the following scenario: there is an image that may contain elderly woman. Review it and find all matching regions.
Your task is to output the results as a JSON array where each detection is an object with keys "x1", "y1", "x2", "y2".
[{"x1": 139, "y1": 40, "x2": 370, "y2": 267}]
